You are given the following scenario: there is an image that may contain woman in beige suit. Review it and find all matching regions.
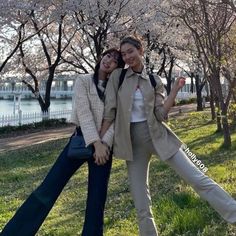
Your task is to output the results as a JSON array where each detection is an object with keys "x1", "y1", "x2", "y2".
[
  {"x1": 1, "y1": 48, "x2": 124, "y2": 236},
  {"x1": 101, "y1": 36, "x2": 236, "y2": 236}
]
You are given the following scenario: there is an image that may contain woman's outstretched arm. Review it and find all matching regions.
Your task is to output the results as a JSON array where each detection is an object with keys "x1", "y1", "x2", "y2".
[{"x1": 154, "y1": 77, "x2": 185, "y2": 121}]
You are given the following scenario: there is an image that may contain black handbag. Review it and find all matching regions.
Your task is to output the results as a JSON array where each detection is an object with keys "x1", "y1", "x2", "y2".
[{"x1": 67, "y1": 128, "x2": 94, "y2": 160}]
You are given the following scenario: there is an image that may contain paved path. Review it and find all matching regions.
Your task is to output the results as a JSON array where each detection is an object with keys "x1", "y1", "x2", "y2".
[
  {"x1": 0, "y1": 126, "x2": 75, "y2": 153},
  {"x1": 169, "y1": 103, "x2": 197, "y2": 116},
  {"x1": 0, "y1": 104, "x2": 199, "y2": 153}
]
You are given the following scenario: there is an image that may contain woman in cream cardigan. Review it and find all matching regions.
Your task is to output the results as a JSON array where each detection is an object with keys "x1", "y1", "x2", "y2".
[{"x1": 0, "y1": 48, "x2": 124, "y2": 236}]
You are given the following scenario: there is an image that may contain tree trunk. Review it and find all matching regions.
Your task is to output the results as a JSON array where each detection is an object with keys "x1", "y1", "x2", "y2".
[
  {"x1": 36, "y1": 95, "x2": 49, "y2": 120},
  {"x1": 166, "y1": 79, "x2": 172, "y2": 96},
  {"x1": 196, "y1": 92, "x2": 203, "y2": 111},
  {"x1": 44, "y1": 67, "x2": 56, "y2": 113},
  {"x1": 195, "y1": 74, "x2": 203, "y2": 111},
  {"x1": 232, "y1": 87, "x2": 236, "y2": 103},
  {"x1": 221, "y1": 102, "x2": 231, "y2": 147},
  {"x1": 209, "y1": 86, "x2": 216, "y2": 120},
  {"x1": 215, "y1": 97, "x2": 222, "y2": 132},
  {"x1": 214, "y1": 71, "x2": 231, "y2": 146}
]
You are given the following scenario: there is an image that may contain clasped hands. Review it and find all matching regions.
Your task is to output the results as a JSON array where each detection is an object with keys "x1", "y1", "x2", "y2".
[{"x1": 93, "y1": 140, "x2": 110, "y2": 165}]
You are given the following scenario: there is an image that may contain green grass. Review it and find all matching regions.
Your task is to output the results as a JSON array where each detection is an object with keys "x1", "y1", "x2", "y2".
[{"x1": 0, "y1": 110, "x2": 236, "y2": 235}]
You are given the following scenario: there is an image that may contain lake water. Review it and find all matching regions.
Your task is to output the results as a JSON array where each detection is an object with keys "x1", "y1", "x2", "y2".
[{"x1": 0, "y1": 98, "x2": 72, "y2": 116}]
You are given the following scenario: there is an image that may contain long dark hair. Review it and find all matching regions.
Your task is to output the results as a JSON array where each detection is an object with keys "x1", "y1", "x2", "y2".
[{"x1": 93, "y1": 48, "x2": 124, "y2": 100}]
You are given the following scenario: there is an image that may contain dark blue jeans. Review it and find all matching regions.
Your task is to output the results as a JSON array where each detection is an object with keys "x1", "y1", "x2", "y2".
[{"x1": 0, "y1": 134, "x2": 112, "y2": 236}]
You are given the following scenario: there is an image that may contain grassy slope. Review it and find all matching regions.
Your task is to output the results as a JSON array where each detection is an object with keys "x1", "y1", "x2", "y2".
[{"x1": 0, "y1": 111, "x2": 236, "y2": 236}]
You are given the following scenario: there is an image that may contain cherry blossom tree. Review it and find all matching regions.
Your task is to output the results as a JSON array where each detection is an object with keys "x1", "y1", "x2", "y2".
[
  {"x1": 3, "y1": 0, "x2": 226, "y2": 118},
  {"x1": 0, "y1": 0, "x2": 86, "y2": 112},
  {"x1": 61, "y1": 0, "x2": 141, "y2": 72},
  {"x1": 169, "y1": 0, "x2": 236, "y2": 147},
  {"x1": 0, "y1": 1, "x2": 48, "y2": 74}
]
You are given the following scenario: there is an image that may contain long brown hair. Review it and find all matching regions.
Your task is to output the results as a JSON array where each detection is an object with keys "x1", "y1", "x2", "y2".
[{"x1": 93, "y1": 48, "x2": 124, "y2": 100}]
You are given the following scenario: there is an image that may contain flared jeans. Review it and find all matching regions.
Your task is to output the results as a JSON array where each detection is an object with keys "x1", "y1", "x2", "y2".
[{"x1": 0, "y1": 132, "x2": 112, "y2": 236}]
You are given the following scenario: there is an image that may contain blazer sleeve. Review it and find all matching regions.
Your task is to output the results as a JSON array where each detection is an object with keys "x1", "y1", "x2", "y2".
[
  {"x1": 73, "y1": 78, "x2": 100, "y2": 146},
  {"x1": 101, "y1": 122, "x2": 114, "y2": 148},
  {"x1": 103, "y1": 68, "x2": 121, "y2": 122},
  {"x1": 154, "y1": 76, "x2": 168, "y2": 122}
]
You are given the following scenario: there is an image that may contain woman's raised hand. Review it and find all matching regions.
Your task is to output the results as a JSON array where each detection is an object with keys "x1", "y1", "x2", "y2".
[{"x1": 173, "y1": 77, "x2": 186, "y2": 91}]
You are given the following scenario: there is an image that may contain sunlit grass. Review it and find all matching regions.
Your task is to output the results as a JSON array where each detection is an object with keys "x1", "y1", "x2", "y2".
[{"x1": 0, "y1": 110, "x2": 236, "y2": 235}]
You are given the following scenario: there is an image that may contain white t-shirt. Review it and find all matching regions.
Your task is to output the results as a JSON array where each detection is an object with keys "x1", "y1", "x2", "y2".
[{"x1": 130, "y1": 86, "x2": 147, "y2": 122}]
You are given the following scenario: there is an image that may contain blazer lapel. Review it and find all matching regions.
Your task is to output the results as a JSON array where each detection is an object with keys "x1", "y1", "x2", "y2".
[{"x1": 88, "y1": 76, "x2": 98, "y2": 95}]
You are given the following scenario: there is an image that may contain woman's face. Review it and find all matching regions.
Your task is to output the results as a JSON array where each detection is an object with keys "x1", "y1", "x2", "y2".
[
  {"x1": 99, "y1": 52, "x2": 119, "y2": 74},
  {"x1": 120, "y1": 43, "x2": 143, "y2": 70}
]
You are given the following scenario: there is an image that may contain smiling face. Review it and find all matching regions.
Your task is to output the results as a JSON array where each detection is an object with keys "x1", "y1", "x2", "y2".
[
  {"x1": 120, "y1": 41, "x2": 144, "y2": 72},
  {"x1": 99, "y1": 52, "x2": 119, "y2": 74}
]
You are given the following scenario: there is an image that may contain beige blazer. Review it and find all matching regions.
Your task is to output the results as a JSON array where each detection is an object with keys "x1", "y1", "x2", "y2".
[
  {"x1": 71, "y1": 74, "x2": 114, "y2": 148},
  {"x1": 104, "y1": 67, "x2": 182, "y2": 161}
]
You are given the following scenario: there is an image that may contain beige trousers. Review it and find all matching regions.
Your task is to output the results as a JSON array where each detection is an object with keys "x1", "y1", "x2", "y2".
[{"x1": 127, "y1": 121, "x2": 236, "y2": 236}]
